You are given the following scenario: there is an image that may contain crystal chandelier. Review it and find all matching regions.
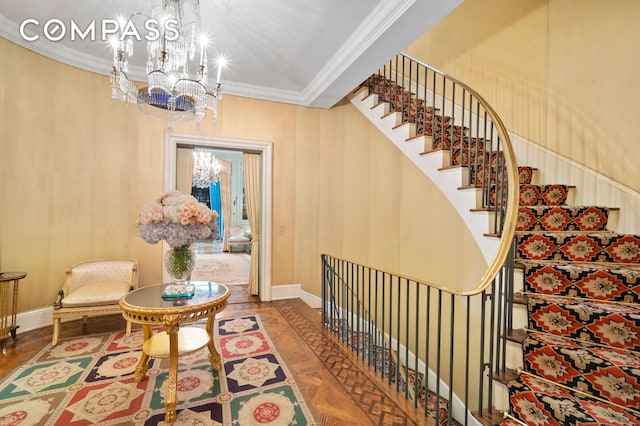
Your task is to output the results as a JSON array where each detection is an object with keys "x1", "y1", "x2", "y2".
[
  {"x1": 109, "y1": 0, "x2": 225, "y2": 127},
  {"x1": 192, "y1": 149, "x2": 221, "y2": 188}
]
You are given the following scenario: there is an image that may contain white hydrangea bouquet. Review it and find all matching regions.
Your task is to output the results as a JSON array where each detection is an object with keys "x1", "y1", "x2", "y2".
[
  {"x1": 137, "y1": 191, "x2": 219, "y2": 291},
  {"x1": 137, "y1": 191, "x2": 219, "y2": 248}
]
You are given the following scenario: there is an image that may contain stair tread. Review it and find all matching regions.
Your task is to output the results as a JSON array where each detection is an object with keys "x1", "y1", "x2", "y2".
[
  {"x1": 518, "y1": 259, "x2": 640, "y2": 269},
  {"x1": 527, "y1": 294, "x2": 640, "y2": 351},
  {"x1": 473, "y1": 409, "x2": 508, "y2": 426},
  {"x1": 513, "y1": 294, "x2": 527, "y2": 305},
  {"x1": 493, "y1": 367, "x2": 520, "y2": 385},
  {"x1": 519, "y1": 205, "x2": 613, "y2": 210},
  {"x1": 523, "y1": 331, "x2": 640, "y2": 406},
  {"x1": 507, "y1": 329, "x2": 527, "y2": 343},
  {"x1": 516, "y1": 184, "x2": 574, "y2": 206},
  {"x1": 515, "y1": 232, "x2": 640, "y2": 263},
  {"x1": 515, "y1": 230, "x2": 632, "y2": 235}
]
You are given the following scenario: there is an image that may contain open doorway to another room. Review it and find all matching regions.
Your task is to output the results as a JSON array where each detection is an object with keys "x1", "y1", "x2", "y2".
[
  {"x1": 180, "y1": 146, "x2": 253, "y2": 294},
  {"x1": 165, "y1": 133, "x2": 273, "y2": 302},
  {"x1": 190, "y1": 148, "x2": 250, "y2": 256}
]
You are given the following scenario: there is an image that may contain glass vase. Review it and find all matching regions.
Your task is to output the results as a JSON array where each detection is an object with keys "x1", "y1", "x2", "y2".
[{"x1": 164, "y1": 245, "x2": 196, "y2": 292}]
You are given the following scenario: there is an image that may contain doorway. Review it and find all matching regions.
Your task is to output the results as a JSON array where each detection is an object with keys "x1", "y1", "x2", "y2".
[{"x1": 164, "y1": 133, "x2": 274, "y2": 301}]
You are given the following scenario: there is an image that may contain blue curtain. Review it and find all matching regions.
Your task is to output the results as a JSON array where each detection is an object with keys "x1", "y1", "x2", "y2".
[{"x1": 209, "y1": 181, "x2": 223, "y2": 240}]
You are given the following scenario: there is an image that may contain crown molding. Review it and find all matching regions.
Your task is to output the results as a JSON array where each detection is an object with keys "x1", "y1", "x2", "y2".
[
  {"x1": 302, "y1": 0, "x2": 415, "y2": 106},
  {"x1": 0, "y1": 2, "x2": 414, "y2": 109}
]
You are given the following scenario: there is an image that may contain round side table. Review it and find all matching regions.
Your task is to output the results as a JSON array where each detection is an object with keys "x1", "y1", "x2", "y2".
[
  {"x1": 0, "y1": 272, "x2": 27, "y2": 355},
  {"x1": 119, "y1": 281, "x2": 230, "y2": 424}
]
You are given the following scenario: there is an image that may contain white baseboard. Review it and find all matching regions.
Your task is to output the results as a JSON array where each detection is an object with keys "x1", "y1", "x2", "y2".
[
  {"x1": 17, "y1": 286, "x2": 323, "y2": 335},
  {"x1": 268, "y1": 284, "x2": 321, "y2": 309},
  {"x1": 299, "y1": 289, "x2": 321, "y2": 309},
  {"x1": 17, "y1": 306, "x2": 53, "y2": 333},
  {"x1": 270, "y1": 284, "x2": 302, "y2": 301}
]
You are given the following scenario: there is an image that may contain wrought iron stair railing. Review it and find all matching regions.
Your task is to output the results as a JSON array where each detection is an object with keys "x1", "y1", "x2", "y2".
[
  {"x1": 322, "y1": 252, "x2": 517, "y2": 425},
  {"x1": 321, "y1": 53, "x2": 520, "y2": 425}
]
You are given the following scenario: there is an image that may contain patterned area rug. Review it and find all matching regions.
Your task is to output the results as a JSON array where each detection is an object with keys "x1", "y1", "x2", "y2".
[
  {"x1": 0, "y1": 315, "x2": 315, "y2": 425},
  {"x1": 191, "y1": 254, "x2": 251, "y2": 286}
]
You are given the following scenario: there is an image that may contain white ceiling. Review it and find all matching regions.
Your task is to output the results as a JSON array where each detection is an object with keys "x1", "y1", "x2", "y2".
[{"x1": 0, "y1": 0, "x2": 462, "y2": 108}]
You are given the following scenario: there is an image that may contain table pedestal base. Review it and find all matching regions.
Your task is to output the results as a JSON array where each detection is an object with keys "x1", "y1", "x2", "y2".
[{"x1": 134, "y1": 323, "x2": 221, "y2": 423}]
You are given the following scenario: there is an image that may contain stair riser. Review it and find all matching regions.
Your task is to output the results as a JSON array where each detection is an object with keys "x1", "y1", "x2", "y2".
[
  {"x1": 519, "y1": 185, "x2": 571, "y2": 206},
  {"x1": 493, "y1": 382, "x2": 510, "y2": 412},
  {"x1": 516, "y1": 206, "x2": 610, "y2": 232},
  {"x1": 516, "y1": 233, "x2": 640, "y2": 263},
  {"x1": 522, "y1": 333, "x2": 640, "y2": 407},
  {"x1": 512, "y1": 303, "x2": 528, "y2": 331},
  {"x1": 506, "y1": 339, "x2": 524, "y2": 372},
  {"x1": 528, "y1": 295, "x2": 640, "y2": 351},
  {"x1": 518, "y1": 167, "x2": 534, "y2": 185},
  {"x1": 522, "y1": 262, "x2": 640, "y2": 304},
  {"x1": 489, "y1": 184, "x2": 574, "y2": 208}
]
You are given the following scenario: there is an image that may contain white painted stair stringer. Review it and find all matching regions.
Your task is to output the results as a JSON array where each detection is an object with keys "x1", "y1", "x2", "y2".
[{"x1": 349, "y1": 90, "x2": 499, "y2": 265}]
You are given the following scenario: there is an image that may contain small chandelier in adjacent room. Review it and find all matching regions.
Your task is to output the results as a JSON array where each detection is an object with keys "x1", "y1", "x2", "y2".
[
  {"x1": 109, "y1": 0, "x2": 226, "y2": 127},
  {"x1": 192, "y1": 149, "x2": 221, "y2": 188}
]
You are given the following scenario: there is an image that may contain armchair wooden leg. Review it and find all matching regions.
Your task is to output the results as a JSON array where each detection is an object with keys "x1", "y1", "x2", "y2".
[{"x1": 52, "y1": 317, "x2": 60, "y2": 346}]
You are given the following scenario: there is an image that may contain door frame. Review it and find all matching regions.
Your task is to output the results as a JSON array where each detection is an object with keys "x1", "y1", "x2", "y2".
[{"x1": 164, "y1": 132, "x2": 274, "y2": 301}]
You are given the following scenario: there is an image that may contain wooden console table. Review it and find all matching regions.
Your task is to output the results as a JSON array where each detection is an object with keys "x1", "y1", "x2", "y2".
[{"x1": 0, "y1": 271, "x2": 27, "y2": 355}]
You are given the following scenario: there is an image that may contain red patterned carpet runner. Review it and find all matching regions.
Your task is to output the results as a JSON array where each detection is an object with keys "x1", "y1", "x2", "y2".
[
  {"x1": 0, "y1": 315, "x2": 315, "y2": 425},
  {"x1": 515, "y1": 232, "x2": 640, "y2": 263},
  {"x1": 516, "y1": 206, "x2": 610, "y2": 232},
  {"x1": 506, "y1": 169, "x2": 640, "y2": 424}
]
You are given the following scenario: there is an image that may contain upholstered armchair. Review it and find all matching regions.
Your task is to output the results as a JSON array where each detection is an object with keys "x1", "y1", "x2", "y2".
[
  {"x1": 52, "y1": 258, "x2": 138, "y2": 345},
  {"x1": 227, "y1": 226, "x2": 251, "y2": 253}
]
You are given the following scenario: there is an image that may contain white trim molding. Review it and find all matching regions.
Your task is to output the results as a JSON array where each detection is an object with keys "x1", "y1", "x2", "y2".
[
  {"x1": 165, "y1": 133, "x2": 274, "y2": 301},
  {"x1": 269, "y1": 284, "x2": 322, "y2": 309}
]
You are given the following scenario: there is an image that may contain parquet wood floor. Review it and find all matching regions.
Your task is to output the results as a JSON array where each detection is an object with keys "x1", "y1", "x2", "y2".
[{"x1": 0, "y1": 287, "x2": 432, "y2": 425}]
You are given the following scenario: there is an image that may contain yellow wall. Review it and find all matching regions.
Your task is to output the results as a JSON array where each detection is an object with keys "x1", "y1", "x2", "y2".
[
  {"x1": 0, "y1": 38, "x2": 486, "y2": 314},
  {"x1": 406, "y1": 0, "x2": 640, "y2": 192}
]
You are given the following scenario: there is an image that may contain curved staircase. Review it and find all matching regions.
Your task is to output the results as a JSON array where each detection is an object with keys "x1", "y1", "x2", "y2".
[{"x1": 343, "y1": 54, "x2": 639, "y2": 425}]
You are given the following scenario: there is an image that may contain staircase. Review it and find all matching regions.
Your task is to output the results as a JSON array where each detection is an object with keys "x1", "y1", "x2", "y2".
[
  {"x1": 496, "y1": 170, "x2": 640, "y2": 425},
  {"x1": 327, "y1": 53, "x2": 640, "y2": 425}
]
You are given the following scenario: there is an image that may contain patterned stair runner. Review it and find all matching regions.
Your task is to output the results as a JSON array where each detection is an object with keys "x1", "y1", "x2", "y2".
[
  {"x1": 522, "y1": 331, "x2": 640, "y2": 406},
  {"x1": 527, "y1": 294, "x2": 640, "y2": 351},
  {"x1": 520, "y1": 261, "x2": 640, "y2": 304},
  {"x1": 515, "y1": 232, "x2": 640, "y2": 263},
  {"x1": 503, "y1": 166, "x2": 640, "y2": 425},
  {"x1": 519, "y1": 184, "x2": 570, "y2": 206},
  {"x1": 516, "y1": 206, "x2": 611, "y2": 232},
  {"x1": 507, "y1": 374, "x2": 640, "y2": 425}
]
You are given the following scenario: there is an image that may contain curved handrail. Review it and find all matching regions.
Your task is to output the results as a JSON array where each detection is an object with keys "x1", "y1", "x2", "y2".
[
  {"x1": 344, "y1": 52, "x2": 519, "y2": 297},
  {"x1": 323, "y1": 53, "x2": 520, "y2": 423}
]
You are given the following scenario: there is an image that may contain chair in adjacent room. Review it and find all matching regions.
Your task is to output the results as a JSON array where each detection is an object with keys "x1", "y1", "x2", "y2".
[
  {"x1": 227, "y1": 226, "x2": 251, "y2": 253},
  {"x1": 52, "y1": 258, "x2": 138, "y2": 345}
]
